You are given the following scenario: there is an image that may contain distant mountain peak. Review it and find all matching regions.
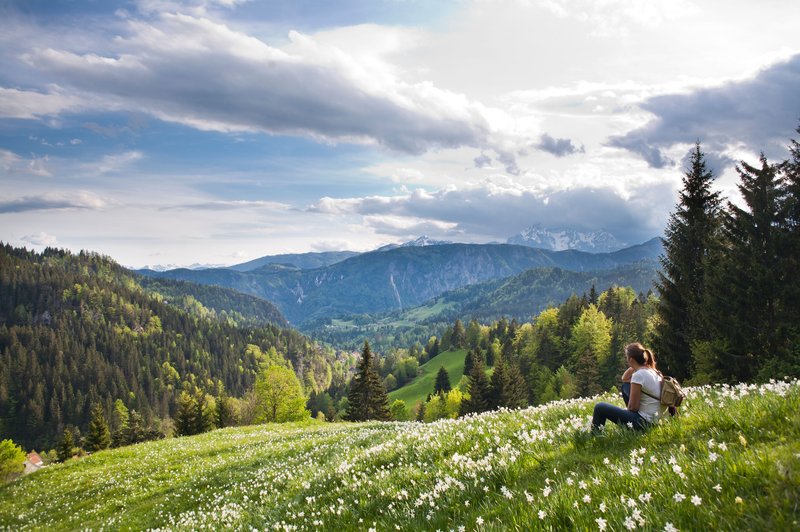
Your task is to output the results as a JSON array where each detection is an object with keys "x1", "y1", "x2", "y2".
[
  {"x1": 376, "y1": 235, "x2": 454, "y2": 252},
  {"x1": 507, "y1": 224, "x2": 626, "y2": 253}
]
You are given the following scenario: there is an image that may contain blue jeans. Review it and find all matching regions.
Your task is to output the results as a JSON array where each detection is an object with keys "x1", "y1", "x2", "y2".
[{"x1": 591, "y1": 382, "x2": 648, "y2": 431}]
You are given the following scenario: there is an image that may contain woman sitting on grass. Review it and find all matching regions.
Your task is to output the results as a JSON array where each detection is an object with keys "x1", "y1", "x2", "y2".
[{"x1": 591, "y1": 342, "x2": 667, "y2": 431}]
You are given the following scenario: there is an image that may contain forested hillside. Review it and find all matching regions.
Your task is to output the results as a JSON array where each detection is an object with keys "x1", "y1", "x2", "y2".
[
  {"x1": 309, "y1": 260, "x2": 658, "y2": 351},
  {"x1": 0, "y1": 245, "x2": 341, "y2": 449}
]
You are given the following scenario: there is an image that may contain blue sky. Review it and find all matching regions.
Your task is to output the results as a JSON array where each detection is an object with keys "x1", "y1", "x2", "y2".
[{"x1": 1, "y1": 0, "x2": 799, "y2": 267}]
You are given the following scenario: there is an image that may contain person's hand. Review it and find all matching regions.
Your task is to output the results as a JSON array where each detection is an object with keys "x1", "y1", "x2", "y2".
[{"x1": 622, "y1": 367, "x2": 634, "y2": 382}]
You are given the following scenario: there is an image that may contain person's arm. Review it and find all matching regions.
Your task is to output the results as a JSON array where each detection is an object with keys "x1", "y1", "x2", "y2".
[
  {"x1": 622, "y1": 367, "x2": 634, "y2": 382},
  {"x1": 627, "y1": 382, "x2": 641, "y2": 412}
]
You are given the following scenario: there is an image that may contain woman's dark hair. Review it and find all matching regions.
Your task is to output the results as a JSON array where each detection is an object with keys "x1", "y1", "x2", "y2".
[{"x1": 625, "y1": 342, "x2": 656, "y2": 368}]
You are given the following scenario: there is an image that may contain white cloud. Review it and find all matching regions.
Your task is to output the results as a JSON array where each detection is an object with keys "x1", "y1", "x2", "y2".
[
  {"x1": 0, "y1": 191, "x2": 108, "y2": 213},
  {"x1": 20, "y1": 231, "x2": 60, "y2": 247},
  {"x1": 307, "y1": 181, "x2": 666, "y2": 244},
  {"x1": 0, "y1": 149, "x2": 52, "y2": 177},
  {"x1": 0, "y1": 87, "x2": 87, "y2": 120},
  {"x1": 19, "y1": 12, "x2": 533, "y2": 161},
  {"x1": 93, "y1": 151, "x2": 144, "y2": 174}
]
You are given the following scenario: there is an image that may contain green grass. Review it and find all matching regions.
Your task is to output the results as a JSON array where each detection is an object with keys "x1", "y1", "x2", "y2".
[
  {"x1": 2, "y1": 380, "x2": 799, "y2": 531},
  {"x1": 388, "y1": 349, "x2": 468, "y2": 407}
]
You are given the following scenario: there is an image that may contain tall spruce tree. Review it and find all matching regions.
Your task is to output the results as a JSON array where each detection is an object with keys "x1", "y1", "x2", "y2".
[
  {"x1": 781, "y1": 124, "x2": 800, "y2": 347},
  {"x1": 433, "y1": 366, "x2": 452, "y2": 395},
  {"x1": 488, "y1": 354, "x2": 509, "y2": 410},
  {"x1": 504, "y1": 361, "x2": 529, "y2": 409},
  {"x1": 705, "y1": 154, "x2": 786, "y2": 381},
  {"x1": 175, "y1": 391, "x2": 197, "y2": 437},
  {"x1": 346, "y1": 341, "x2": 391, "y2": 421},
  {"x1": 460, "y1": 351, "x2": 490, "y2": 415},
  {"x1": 57, "y1": 429, "x2": 75, "y2": 462},
  {"x1": 655, "y1": 142, "x2": 721, "y2": 380},
  {"x1": 86, "y1": 403, "x2": 111, "y2": 452}
]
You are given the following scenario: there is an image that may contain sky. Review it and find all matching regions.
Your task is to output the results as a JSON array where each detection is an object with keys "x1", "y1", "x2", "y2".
[{"x1": 1, "y1": 0, "x2": 799, "y2": 268}]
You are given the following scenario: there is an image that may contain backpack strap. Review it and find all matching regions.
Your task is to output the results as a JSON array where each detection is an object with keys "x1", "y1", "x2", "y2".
[{"x1": 637, "y1": 368, "x2": 662, "y2": 401}]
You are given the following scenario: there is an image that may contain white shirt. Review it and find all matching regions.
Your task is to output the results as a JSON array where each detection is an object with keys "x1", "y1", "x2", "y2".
[{"x1": 631, "y1": 368, "x2": 667, "y2": 423}]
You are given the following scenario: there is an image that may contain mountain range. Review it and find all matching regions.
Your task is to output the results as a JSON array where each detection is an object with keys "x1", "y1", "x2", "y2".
[
  {"x1": 138, "y1": 237, "x2": 663, "y2": 326},
  {"x1": 507, "y1": 224, "x2": 626, "y2": 252}
]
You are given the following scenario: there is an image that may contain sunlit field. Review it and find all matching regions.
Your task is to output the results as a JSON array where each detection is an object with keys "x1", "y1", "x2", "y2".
[{"x1": 2, "y1": 379, "x2": 798, "y2": 531}]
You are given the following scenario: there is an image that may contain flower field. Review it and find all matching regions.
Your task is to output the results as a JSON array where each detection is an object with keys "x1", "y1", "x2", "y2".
[{"x1": 1, "y1": 379, "x2": 799, "y2": 531}]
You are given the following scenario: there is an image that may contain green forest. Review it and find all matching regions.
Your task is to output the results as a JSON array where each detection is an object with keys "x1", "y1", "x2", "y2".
[{"x1": 0, "y1": 245, "x2": 347, "y2": 450}]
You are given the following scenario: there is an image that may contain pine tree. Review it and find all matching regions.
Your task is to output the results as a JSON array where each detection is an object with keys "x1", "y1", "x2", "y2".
[
  {"x1": 175, "y1": 391, "x2": 197, "y2": 437},
  {"x1": 654, "y1": 142, "x2": 721, "y2": 380},
  {"x1": 346, "y1": 341, "x2": 391, "y2": 421},
  {"x1": 575, "y1": 350, "x2": 602, "y2": 398},
  {"x1": 705, "y1": 154, "x2": 786, "y2": 381},
  {"x1": 460, "y1": 351, "x2": 490, "y2": 415},
  {"x1": 452, "y1": 320, "x2": 467, "y2": 349},
  {"x1": 57, "y1": 428, "x2": 74, "y2": 462},
  {"x1": 488, "y1": 354, "x2": 509, "y2": 410},
  {"x1": 126, "y1": 410, "x2": 146, "y2": 444},
  {"x1": 86, "y1": 403, "x2": 111, "y2": 452},
  {"x1": 193, "y1": 390, "x2": 215, "y2": 434},
  {"x1": 463, "y1": 350, "x2": 475, "y2": 377},
  {"x1": 433, "y1": 366, "x2": 451, "y2": 395},
  {"x1": 504, "y1": 361, "x2": 529, "y2": 409}
]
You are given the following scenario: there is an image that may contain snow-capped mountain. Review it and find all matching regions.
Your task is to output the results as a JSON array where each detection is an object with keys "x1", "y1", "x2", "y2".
[
  {"x1": 376, "y1": 236, "x2": 454, "y2": 252},
  {"x1": 507, "y1": 224, "x2": 626, "y2": 253}
]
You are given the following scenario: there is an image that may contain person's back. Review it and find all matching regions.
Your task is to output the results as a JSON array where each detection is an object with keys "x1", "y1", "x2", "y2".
[{"x1": 631, "y1": 367, "x2": 667, "y2": 423}]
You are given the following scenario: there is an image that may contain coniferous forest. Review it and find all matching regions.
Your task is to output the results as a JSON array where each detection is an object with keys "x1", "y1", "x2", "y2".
[{"x1": 0, "y1": 245, "x2": 344, "y2": 450}]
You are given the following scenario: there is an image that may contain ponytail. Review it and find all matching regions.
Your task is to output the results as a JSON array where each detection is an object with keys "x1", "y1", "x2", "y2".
[{"x1": 625, "y1": 342, "x2": 657, "y2": 368}]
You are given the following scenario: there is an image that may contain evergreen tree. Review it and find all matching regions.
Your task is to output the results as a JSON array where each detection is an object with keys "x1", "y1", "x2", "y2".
[
  {"x1": 452, "y1": 319, "x2": 467, "y2": 349},
  {"x1": 504, "y1": 361, "x2": 529, "y2": 409},
  {"x1": 56, "y1": 428, "x2": 75, "y2": 462},
  {"x1": 346, "y1": 341, "x2": 391, "y2": 421},
  {"x1": 175, "y1": 391, "x2": 197, "y2": 437},
  {"x1": 463, "y1": 350, "x2": 475, "y2": 377},
  {"x1": 575, "y1": 350, "x2": 602, "y2": 398},
  {"x1": 654, "y1": 142, "x2": 721, "y2": 380},
  {"x1": 704, "y1": 154, "x2": 787, "y2": 381},
  {"x1": 460, "y1": 351, "x2": 490, "y2": 415},
  {"x1": 86, "y1": 403, "x2": 111, "y2": 452},
  {"x1": 433, "y1": 366, "x2": 451, "y2": 395},
  {"x1": 588, "y1": 284, "x2": 598, "y2": 305},
  {"x1": 126, "y1": 410, "x2": 146, "y2": 444},
  {"x1": 193, "y1": 390, "x2": 215, "y2": 434},
  {"x1": 488, "y1": 354, "x2": 509, "y2": 410}
]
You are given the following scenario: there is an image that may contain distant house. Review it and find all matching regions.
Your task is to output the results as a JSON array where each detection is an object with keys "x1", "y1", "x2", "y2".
[{"x1": 23, "y1": 452, "x2": 44, "y2": 475}]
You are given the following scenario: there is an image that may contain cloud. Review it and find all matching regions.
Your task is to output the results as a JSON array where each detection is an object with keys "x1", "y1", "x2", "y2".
[
  {"x1": 0, "y1": 87, "x2": 86, "y2": 119},
  {"x1": 307, "y1": 182, "x2": 665, "y2": 244},
  {"x1": 535, "y1": 133, "x2": 584, "y2": 157},
  {"x1": 93, "y1": 151, "x2": 144, "y2": 174},
  {"x1": 20, "y1": 232, "x2": 59, "y2": 247},
  {"x1": 17, "y1": 11, "x2": 527, "y2": 160},
  {"x1": 610, "y1": 53, "x2": 800, "y2": 168},
  {"x1": 535, "y1": 0, "x2": 698, "y2": 37},
  {"x1": 162, "y1": 199, "x2": 292, "y2": 211},
  {"x1": 0, "y1": 192, "x2": 107, "y2": 214},
  {"x1": 0, "y1": 149, "x2": 52, "y2": 176}
]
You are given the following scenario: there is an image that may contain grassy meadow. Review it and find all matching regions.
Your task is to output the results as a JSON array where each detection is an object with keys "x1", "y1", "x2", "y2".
[
  {"x1": 1, "y1": 379, "x2": 799, "y2": 531},
  {"x1": 388, "y1": 349, "x2": 468, "y2": 407}
]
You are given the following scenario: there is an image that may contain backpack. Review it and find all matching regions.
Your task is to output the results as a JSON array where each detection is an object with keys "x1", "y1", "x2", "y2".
[{"x1": 642, "y1": 372, "x2": 686, "y2": 408}]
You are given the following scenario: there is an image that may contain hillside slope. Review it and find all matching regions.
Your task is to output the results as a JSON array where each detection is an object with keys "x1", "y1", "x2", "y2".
[
  {"x1": 2, "y1": 379, "x2": 797, "y2": 530},
  {"x1": 0, "y1": 245, "x2": 332, "y2": 449},
  {"x1": 387, "y1": 349, "x2": 468, "y2": 407}
]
